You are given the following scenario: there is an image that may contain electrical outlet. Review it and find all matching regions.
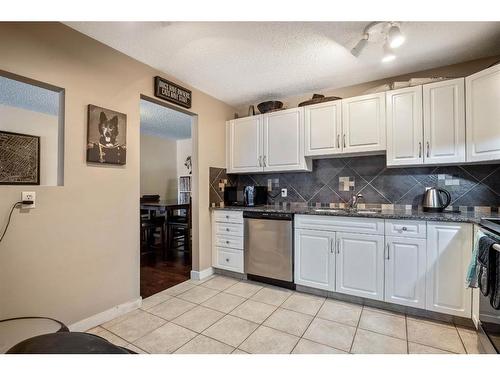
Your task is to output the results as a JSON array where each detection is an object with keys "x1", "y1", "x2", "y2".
[
  {"x1": 281, "y1": 188, "x2": 287, "y2": 198},
  {"x1": 22, "y1": 191, "x2": 36, "y2": 208}
]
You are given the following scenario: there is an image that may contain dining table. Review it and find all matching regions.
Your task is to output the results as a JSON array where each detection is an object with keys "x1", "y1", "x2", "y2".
[
  {"x1": 140, "y1": 199, "x2": 190, "y2": 214},
  {"x1": 140, "y1": 199, "x2": 191, "y2": 256}
]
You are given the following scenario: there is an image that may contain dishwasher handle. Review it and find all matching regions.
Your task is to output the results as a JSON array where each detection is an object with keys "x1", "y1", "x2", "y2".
[{"x1": 243, "y1": 211, "x2": 293, "y2": 221}]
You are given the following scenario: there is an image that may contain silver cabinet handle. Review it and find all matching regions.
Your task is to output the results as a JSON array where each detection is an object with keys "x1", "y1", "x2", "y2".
[
  {"x1": 226, "y1": 228, "x2": 230, "y2": 232},
  {"x1": 418, "y1": 142, "x2": 422, "y2": 158},
  {"x1": 402, "y1": 226, "x2": 407, "y2": 231},
  {"x1": 343, "y1": 134, "x2": 346, "y2": 148},
  {"x1": 226, "y1": 240, "x2": 230, "y2": 244},
  {"x1": 336, "y1": 239, "x2": 341, "y2": 254},
  {"x1": 337, "y1": 134, "x2": 340, "y2": 148},
  {"x1": 226, "y1": 258, "x2": 230, "y2": 262},
  {"x1": 263, "y1": 155, "x2": 267, "y2": 167},
  {"x1": 258, "y1": 156, "x2": 262, "y2": 167},
  {"x1": 386, "y1": 243, "x2": 390, "y2": 260},
  {"x1": 426, "y1": 141, "x2": 430, "y2": 158}
]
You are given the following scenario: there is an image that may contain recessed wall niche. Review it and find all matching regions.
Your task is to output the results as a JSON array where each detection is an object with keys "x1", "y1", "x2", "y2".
[{"x1": 0, "y1": 71, "x2": 65, "y2": 186}]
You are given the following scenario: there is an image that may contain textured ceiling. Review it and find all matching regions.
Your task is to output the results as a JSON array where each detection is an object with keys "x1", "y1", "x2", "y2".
[
  {"x1": 0, "y1": 76, "x2": 60, "y2": 115},
  {"x1": 67, "y1": 22, "x2": 500, "y2": 107},
  {"x1": 140, "y1": 99, "x2": 191, "y2": 140}
]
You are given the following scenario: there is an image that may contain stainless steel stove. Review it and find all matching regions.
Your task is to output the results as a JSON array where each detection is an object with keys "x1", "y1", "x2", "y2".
[{"x1": 478, "y1": 218, "x2": 500, "y2": 353}]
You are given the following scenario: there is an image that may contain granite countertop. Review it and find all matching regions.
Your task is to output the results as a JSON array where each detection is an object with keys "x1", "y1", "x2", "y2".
[{"x1": 210, "y1": 204, "x2": 499, "y2": 224}]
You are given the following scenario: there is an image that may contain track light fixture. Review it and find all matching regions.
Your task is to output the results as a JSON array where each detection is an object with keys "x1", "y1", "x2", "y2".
[
  {"x1": 387, "y1": 23, "x2": 405, "y2": 49},
  {"x1": 350, "y1": 21, "x2": 405, "y2": 63},
  {"x1": 350, "y1": 33, "x2": 369, "y2": 58}
]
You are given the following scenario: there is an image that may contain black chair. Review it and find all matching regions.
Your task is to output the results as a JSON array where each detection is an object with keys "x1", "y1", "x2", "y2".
[
  {"x1": 140, "y1": 208, "x2": 166, "y2": 259},
  {"x1": 166, "y1": 204, "x2": 191, "y2": 257}
]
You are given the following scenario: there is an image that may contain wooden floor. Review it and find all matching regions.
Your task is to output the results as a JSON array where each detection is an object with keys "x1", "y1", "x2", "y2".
[{"x1": 140, "y1": 247, "x2": 191, "y2": 298}]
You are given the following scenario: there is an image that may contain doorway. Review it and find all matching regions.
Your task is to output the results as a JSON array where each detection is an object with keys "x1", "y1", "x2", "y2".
[{"x1": 139, "y1": 96, "x2": 195, "y2": 298}]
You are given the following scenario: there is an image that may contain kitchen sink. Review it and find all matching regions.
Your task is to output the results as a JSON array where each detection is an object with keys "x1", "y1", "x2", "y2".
[
  {"x1": 313, "y1": 208, "x2": 347, "y2": 213},
  {"x1": 353, "y1": 209, "x2": 382, "y2": 214}
]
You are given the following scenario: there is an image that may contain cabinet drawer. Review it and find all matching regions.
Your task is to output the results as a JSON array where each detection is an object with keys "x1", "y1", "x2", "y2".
[
  {"x1": 216, "y1": 247, "x2": 244, "y2": 273},
  {"x1": 295, "y1": 215, "x2": 384, "y2": 235},
  {"x1": 214, "y1": 222, "x2": 244, "y2": 237},
  {"x1": 213, "y1": 210, "x2": 243, "y2": 224},
  {"x1": 214, "y1": 234, "x2": 244, "y2": 250},
  {"x1": 385, "y1": 220, "x2": 426, "y2": 238}
]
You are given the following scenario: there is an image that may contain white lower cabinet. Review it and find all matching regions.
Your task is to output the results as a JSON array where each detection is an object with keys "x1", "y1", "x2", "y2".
[
  {"x1": 385, "y1": 236, "x2": 427, "y2": 308},
  {"x1": 294, "y1": 229, "x2": 335, "y2": 291},
  {"x1": 335, "y1": 232, "x2": 385, "y2": 301},
  {"x1": 292, "y1": 216, "x2": 474, "y2": 319},
  {"x1": 426, "y1": 222, "x2": 472, "y2": 318},
  {"x1": 212, "y1": 210, "x2": 244, "y2": 273}
]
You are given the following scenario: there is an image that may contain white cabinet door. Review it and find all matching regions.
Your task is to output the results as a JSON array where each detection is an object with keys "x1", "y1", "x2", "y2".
[
  {"x1": 423, "y1": 78, "x2": 466, "y2": 164},
  {"x1": 426, "y1": 222, "x2": 472, "y2": 318},
  {"x1": 226, "y1": 116, "x2": 263, "y2": 173},
  {"x1": 466, "y1": 64, "x2": 500, "y2": 162},
  {"x1": 386, "y1": 86, "x2": 424, "y2": 166},
  {"x1": 385, "y1": 236, "x2": 427, "y2": 308},
  {"x1": 335, "y1": 232, "x2": 385, "y2": 301},
  {"x1": 263, "y1": 107, "x2": 310, "y2": 172},
  {"x1": 342, "y1": 92, "x2": 386, "y2": 153},
  {"x1": 304, "y1": 101, "x2": 342, "y2": 156},
  {"x1": 294, "y1": 229, "x2": 335, "y2": 291}
]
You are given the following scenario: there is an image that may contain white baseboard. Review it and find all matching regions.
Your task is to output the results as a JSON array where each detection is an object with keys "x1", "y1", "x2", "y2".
[
  {"x1": 190, "y1": 267, "x2": 214, "y2": 281},
  {"x1": 68, "y1": 297, "x2": 142, "y2": 332}
]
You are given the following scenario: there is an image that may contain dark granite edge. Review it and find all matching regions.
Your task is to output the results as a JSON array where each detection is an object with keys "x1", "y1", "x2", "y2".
[{"x1": 210, "y1": 205, "x2": 499, "y2": 224}]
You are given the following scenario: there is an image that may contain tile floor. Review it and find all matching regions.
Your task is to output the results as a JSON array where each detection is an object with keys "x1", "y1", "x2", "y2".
[{"x1": 86, "y1": 276, "x2": 484, "y2": 354}]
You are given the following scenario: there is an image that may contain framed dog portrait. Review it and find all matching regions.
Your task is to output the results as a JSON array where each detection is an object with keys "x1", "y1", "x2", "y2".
[
  {"x1": 0, "y1": 130, "x2": 40, "y2": 185},
  {"x1": 86, "y1": 104, "x2": 127, "y2": 165}
]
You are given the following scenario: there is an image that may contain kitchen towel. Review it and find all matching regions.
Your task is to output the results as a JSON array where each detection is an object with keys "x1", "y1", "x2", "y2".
[
  {"x1": 477, "y1": 234, "x2": 500, "y2": 309},
  {"x1": 466, "y1": 231, "x2": 484, "y2": 288}
]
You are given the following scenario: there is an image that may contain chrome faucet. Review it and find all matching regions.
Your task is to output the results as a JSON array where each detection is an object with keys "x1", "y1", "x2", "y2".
[{"x1": 349, "y1": 193, "x2": 364, "y2": 209}]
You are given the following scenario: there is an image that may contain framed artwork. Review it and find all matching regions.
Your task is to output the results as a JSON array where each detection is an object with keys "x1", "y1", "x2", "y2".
[
  {"x1": 86, "y1": 104, "x2": 127, "y2": 165},
  {"x1": 0, "y1": 130, "x2": 40, "y2": 185}
]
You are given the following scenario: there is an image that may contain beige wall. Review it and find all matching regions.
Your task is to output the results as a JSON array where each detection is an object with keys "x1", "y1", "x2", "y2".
[
  {"x1": 0, "y1": 22, "x2": 235, "y2": 325},
  {"x1": 140, "y1": 134, "x2": 178, "y2": 200},
  {"x1": 0, "y1": 105, "x2": 59, "y2": 186},
  {"x1": 237, "y1": 55, "x2": 500, "y2": 115}
]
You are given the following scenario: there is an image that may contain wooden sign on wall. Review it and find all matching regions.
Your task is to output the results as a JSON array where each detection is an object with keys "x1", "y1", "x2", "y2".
[{"x1": 154, "y1": 76, "x2": 192, "y2": 109}]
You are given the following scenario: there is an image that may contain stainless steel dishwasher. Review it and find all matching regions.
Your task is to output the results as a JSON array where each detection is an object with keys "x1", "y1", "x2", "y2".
[{"x1": 243, "y1": 211, "x2": 294, "y2": 287}]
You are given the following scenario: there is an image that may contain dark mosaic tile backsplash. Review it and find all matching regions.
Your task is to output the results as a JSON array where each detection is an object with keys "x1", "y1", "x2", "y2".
[{"x1": 210, "y1": 155, "x2": 500, "y2": 209}]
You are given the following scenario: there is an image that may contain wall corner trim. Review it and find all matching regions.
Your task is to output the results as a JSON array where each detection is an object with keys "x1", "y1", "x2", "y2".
[
  {"x1": 68, "y1": 297, "x2": 142, "y2": 332},
  {"x1": 190, "y1": 267, "x2": 214, "y2": 281}
]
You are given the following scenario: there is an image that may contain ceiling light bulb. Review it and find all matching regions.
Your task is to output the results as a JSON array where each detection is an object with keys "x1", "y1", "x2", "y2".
[
  {"x1": 351, "y1": 34, "x2": 369, "y2": 57},
  {"x1": 388, "y1": 24, "x2": 405, "y2": 49},
  {"x1": 382, "y1": 42, "x2": 396, "y2": 63}
]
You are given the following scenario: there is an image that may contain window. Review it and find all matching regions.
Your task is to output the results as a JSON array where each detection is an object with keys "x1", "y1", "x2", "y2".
[{"x1": 0, "y1": 71, "x2": 64, "y2": 186}]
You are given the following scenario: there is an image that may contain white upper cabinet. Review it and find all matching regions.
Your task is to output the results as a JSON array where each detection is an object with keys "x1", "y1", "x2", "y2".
[
  {"x1": 385, "y1": 236, "x2": 427, "y2": 309},
  {"x1": 342, "y1": 92, "x2": 386, "y2": 153},
  {"x1": 426, "y1": 222, "x2": 472, "y2": 318},
  {"x1": 466, "y1": 64, "x2": 500, "y2": 162},
  {"x1": 226, "y1": 108, "x2": 311, "y2": 174},
  {"x1": 226, "y1": 116, "x2": 263, "y2": 173},
  {"x1": 335, "y1": 232, "x2": 385, "y2": 301},
  {"x1": 263, "y1": 107, "x2": 310, "y2": 172},
  {"x1": 423, "y1": 78, "x2": 466, "y2": 165},
  {"x1": 386, "y1": 86, "x2": 424, "y2": 166},
  {"x1": 304, "y1": 101, "x2": 342, "y2": 156},
  {"x1": 294, "y1": 228, "x2": 335, "y2": 291}
]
